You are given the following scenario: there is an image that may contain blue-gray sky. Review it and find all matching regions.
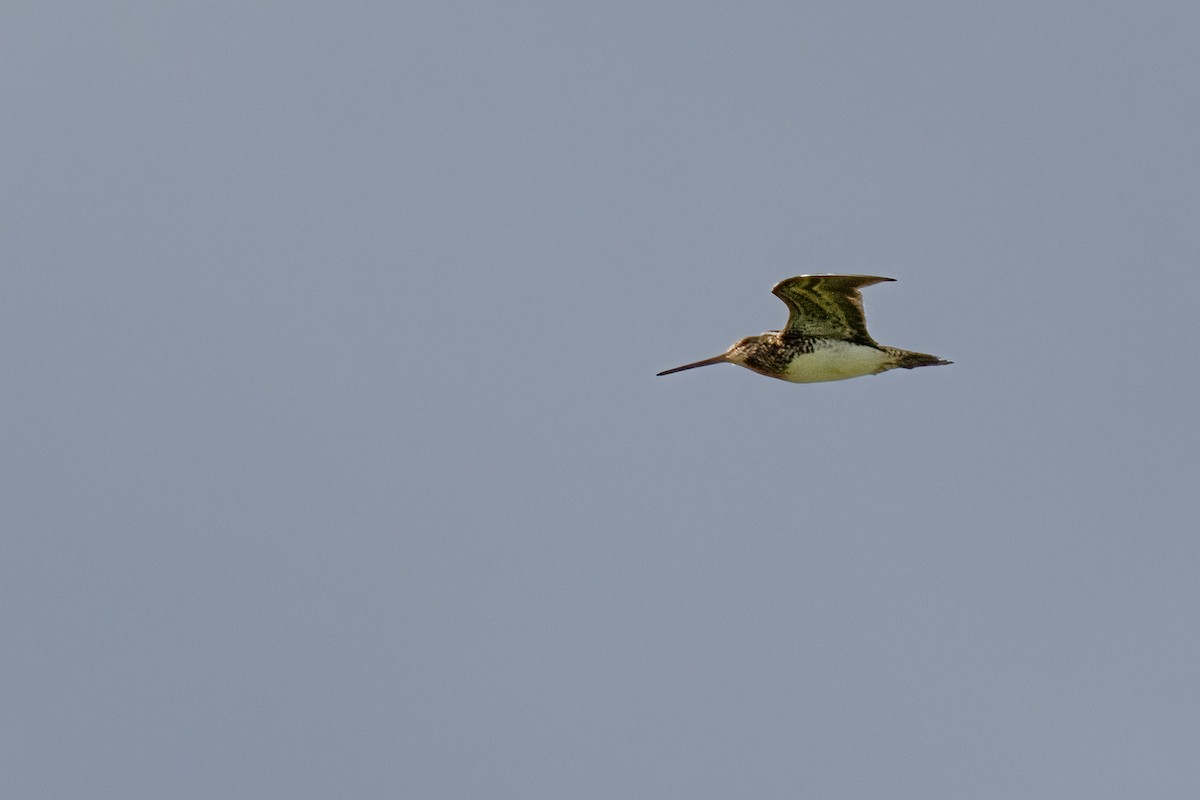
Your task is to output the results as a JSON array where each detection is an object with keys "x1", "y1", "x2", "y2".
[{"x1": 4, "y1": 2, "x2": 1199, "y2": 797}]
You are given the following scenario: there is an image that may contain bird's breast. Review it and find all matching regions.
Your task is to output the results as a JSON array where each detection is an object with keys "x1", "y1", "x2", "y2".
[{"x1": 775, "y1": 340, "x2": 890, "y2": 383}]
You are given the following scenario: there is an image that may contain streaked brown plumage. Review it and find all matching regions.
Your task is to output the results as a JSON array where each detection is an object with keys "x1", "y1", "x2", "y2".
[{"x1": 657, "y1": 274, "x2": 951, "y2": 383}]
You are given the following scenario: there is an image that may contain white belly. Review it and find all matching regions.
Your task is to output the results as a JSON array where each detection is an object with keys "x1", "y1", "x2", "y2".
[{"x1": 778, "y1": 342, "x2": 889, "y2": 383}]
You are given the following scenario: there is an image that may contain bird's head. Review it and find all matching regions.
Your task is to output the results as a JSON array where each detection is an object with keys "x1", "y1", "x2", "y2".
[
  {"x1": 724, "y1": 335, "x2": 769, "y2": 366},
  {"x1": 656, "y1": 335, "x2": 768, "y2": 376}
]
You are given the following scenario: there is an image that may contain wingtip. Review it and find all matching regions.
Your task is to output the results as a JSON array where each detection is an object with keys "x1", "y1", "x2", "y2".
[{"x1": 779, "y1": 273, "x2": 897, "y2": 284}]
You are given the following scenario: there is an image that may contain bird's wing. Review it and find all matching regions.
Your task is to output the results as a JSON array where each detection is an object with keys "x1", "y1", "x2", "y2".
[{"x1": 770, "y1": 274, "x2": 895, "y2": 344}]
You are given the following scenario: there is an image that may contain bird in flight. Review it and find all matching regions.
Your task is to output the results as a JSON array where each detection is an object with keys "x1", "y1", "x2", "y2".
[{"x1": 657, "y1": 275, "x2": 951, "y2": 383}]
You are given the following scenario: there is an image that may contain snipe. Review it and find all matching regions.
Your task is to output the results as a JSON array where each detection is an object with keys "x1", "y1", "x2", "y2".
[{"x1": 657, "y1": 275, "x2": 950, "y2": 383}]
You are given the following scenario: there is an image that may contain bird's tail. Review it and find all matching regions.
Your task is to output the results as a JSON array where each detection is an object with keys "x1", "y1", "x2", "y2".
[{"x1": 883, "y1": 347, "x2": 952, "y2": 370}]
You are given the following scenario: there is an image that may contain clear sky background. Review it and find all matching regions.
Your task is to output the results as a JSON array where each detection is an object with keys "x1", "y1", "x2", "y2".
[{"x1": 4, "y1": 2, "x2": 1199, "y2": 798}]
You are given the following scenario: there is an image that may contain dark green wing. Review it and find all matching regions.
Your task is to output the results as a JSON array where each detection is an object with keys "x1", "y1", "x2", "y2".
[{"x1": 770, "y1": 275, "x2": 894, "y2": 344}]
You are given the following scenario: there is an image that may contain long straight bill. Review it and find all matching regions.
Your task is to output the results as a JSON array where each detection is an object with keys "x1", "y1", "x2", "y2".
[{"x1": 656, "y1": 355, "x2": 729, "y2": 376}]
